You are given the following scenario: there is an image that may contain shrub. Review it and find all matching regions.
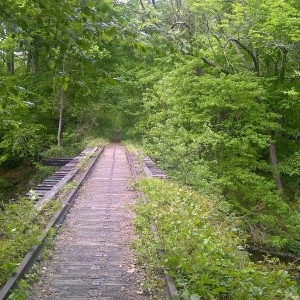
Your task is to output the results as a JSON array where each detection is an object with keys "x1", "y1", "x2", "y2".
[{"x1": 0, "y1": 124, "x2": 46, "y2": 166}]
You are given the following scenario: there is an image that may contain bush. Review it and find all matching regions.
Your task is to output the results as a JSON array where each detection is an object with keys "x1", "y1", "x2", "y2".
[{"x1": 0, "y1": 124, "x2": 46, "y2": 167}]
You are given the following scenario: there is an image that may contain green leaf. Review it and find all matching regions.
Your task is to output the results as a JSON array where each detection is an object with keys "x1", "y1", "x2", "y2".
[
  {"x1": 36, "y1": 16, "x2": 43, "y2": 26},
  {"x1": 181, "y1": 290, "x2": 190, "y2": 300},
  {"x1": 212, "y1": 287, "x2": 227, "y2": 293},
  {"x1": 20, "y1": 19, "x2": 29, "y2": 30},
  {"x1": 63, "y1": 81, "x2": 68, "y2": 91},
  {"x1": 108, "y1": 78, "x2": 116, "y2": 85},
  {"x1": 190, "y1": 295, "x2": 200, "y2": 300},
  {"x1": 77, "y1": 39, "x2": 90, "y2": 51},
  {"x1": 82, "y1": 6, "x2": 91, "y2": 16}
]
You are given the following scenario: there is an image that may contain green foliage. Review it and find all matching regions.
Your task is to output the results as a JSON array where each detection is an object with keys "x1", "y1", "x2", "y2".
[
  {"x1": 0, "y1": 194, "x2": 62, "y2": 289},
  {"x1": 0, "y1": 124, "x2": 46, "y2": 166},
  {"x1": 84, "y1": 137, "x2": 109, "y2": 148},
  {"x1": 42, "y1": 145, "x2": 81, "y2": 159},
  {"x1": 60, "y1": 180, "x2": 78, "y2": 193},
  {"x1": 136, "y1": 179, "x2": 300, "y2": 299},
  {"x1": 132, "y1": 210, "x2": 165, "y2": 298},
  {"x1": 0, "y1": 0, "x2": 138, "y2": 168},
  {"x1": 0, "y1": 178, "x2": 12, "y2": 190},
  {"x1": 137, "y1": 55, "x2": 300, "y2": 253},
  {"x1": 7, "y1": 279, "x2": 29, "y2": 300},
  {"x1": 30, "y1": 164, "x2": 58, "y2": 186},
  {"x1": 1, "y1": 0, "x2": 300, "y2": 288},
  {"x1": 0, "y1": 199, "x2": 42, "y2": 288},
  {"x1": 41, "y1": 137, "x2": 108, "y2": 160}
]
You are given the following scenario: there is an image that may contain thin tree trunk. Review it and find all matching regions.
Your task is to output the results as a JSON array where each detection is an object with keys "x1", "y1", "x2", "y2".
[
  {"x1": 57, "y1": 53, "x2": 66, "y2": 147},
  {"x1": 32, "y1": 54, "x2": 38, "y2": 73},
  {"x1": 31, "y1": 35, "x2": 39, "y2": 73},
  {"x1": 253, "y1": 48, "x2": 259, "y2": 76},
  {"x1": 231, "y1": 40, "x2": 250, "y2": 70},
  {"x1": 27, "y1": 51, "x2": 32, "y2": 72},
  {"x1": 279, "y1": 48, "x2": 288, "y2": 81},
  {"x1": 57, "y1": 89, "x2": 65, "y2": 147},
  {"x1": 295, "y1": 178, "x2": 300, "y2": 199},
  {"x1": 269, "y1": 141, "x2": 284, "y2": 195},
  {"x1": 6, "y1": 50, "x2": 14, "y2": 75}
]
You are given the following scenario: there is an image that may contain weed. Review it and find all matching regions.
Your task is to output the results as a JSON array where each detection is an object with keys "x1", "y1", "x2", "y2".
[
  {"x1": 60, "y1": 180, "x2": 78, "y2": 193},
  {"x1": 7, "y1": 279, "x2": 28, "y2": 300},
  {"x1": 84, "y1": 137, "x2": 109, "y2": 148},
  {"x1": 0, "y1": 196, "x2": 61, "y2": 290},
  {"x1": 133, "y1": 200, "x2": 167, "y2": 299},
  {"x1": 24, "y1": 263, "x2": 40, "y2": 284},
  {"x1": 78, "y1": 156, "x2": 90, "y2": 170},
  {"x1": 0, "y1": 199, "x2": 42, "y2": 288},
  {"x1": 40, "y1": 227, "x2": 56, "y2": 260}
]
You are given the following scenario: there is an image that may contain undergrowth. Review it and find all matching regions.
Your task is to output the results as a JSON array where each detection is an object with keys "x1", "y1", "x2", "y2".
[
  {"x1": 0, "y1": 199, "x2": 41, "y2": 288},
  {"x1": 0, "y1": 198, "x2": 60, "y2": 289},
  {"x1": 42, "y1": 137, "x2": 108, "y2": 159},
  {"x1": 6, "y1": 227, "x2": 57, "y2": 300},
  {"x1": 135, "y1": 178, "x2": 300, "y2": 299}
]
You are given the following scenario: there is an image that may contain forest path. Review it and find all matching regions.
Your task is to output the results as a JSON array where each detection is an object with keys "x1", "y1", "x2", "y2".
[{"x1": 28, "y1": 144, "x2": 147, "y2": 300}]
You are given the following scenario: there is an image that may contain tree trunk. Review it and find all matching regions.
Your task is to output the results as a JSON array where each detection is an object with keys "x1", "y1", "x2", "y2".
[
  {"x1": 32, "y1": 53, "x2": 38, "y2": 73},
  {"x1": 6, "y1": 50, "x2": 14, "y2": 75},
  {"x1": 253, "y1": 48, "x2": 259, "y2": 76},
  {"x1": 269, "y1": 141, "x2": 284, "y2": 195},
  {"x1": 139, "y1": 0, "x2": 145, "y2": 9},
  {"x1": 32, "y1": 35, "x2": 39, "y2": 73},
  {"x1": 57, "y1": 53, "x2": 66, "y2": 147},
  {"x1": 27, "y1": 51, "x2": 32, "y2": 72},
  {"x1": 279, "y1": 48, "x2": 288, "y2": 82},
  {"x1": 57, "y1": 89, "x2": 64, "y2": 147}
]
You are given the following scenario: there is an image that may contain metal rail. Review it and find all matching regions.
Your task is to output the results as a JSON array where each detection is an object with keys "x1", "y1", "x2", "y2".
[
  {"x1": 0, "y1": 147, "x2": 104, "y2": 300},
  {"x1": 125, "y1": 148, "x2": 178, "y2": 300}
]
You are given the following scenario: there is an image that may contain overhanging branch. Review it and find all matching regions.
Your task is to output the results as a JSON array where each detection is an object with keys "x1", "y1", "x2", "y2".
[
  {"x1": 201, "y1": 57, "x2": 231, "y2": 74},
  {"x1": 227, "y1": 37, "x2": 259, "y2": 75}
]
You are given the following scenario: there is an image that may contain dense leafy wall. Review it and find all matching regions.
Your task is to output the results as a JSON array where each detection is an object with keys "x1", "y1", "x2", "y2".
[
  {"x1": 1, "y1": 0, "x2": 300, "y2": 253},
  {"x1": 125, "y1": 0, "x2": 300, "y2": 253},
  {"x1": 0, "y1": 0, "x2": 134, "y2": 166}
]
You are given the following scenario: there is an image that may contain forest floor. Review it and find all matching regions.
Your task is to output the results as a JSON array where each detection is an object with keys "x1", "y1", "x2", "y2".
[{"x1": 27, "y1": 144, "x2": 151, "y2": 299}]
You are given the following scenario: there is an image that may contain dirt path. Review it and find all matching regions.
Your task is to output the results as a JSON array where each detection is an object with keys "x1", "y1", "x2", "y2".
[{"x1": 28, "y1": 144, "x2": 148, "y2": 300}]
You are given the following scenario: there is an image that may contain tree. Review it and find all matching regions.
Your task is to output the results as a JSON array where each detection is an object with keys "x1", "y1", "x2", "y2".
[{"x1": 129, "y1": 0, "x2": 300, "y2": 252}]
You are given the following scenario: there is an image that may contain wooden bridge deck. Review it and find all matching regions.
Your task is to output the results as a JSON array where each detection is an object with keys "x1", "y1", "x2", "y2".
[{"x1": 28, "y1": 144, "x2": 148, "y2": 300}]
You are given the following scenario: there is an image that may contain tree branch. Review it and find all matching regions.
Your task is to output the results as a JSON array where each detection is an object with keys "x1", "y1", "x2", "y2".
[
  {"x1": 181, "y1": 50, "x2": 231, "y2": 75},
  {"x1": 201, "y1": 57, "x2": 231, "y2": 74},
  {"x1": 227, "y1": 37, "x2": 259, "y2": 75},
  {"x1": 175, "y1": 13, "x2": 194, "y2": 35},
  {"x1": 139, "y1": 0, "x2": 145, "y2": 10},
  {"x1": 151, "y1": 0, "x2": 156, "y2": 8},
  {"x1": 230, "y1": 40, "x2": 250, "y2": 69},
  {"x1": 170, "y1": 21, "x2": 186, "y2": 30}
]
